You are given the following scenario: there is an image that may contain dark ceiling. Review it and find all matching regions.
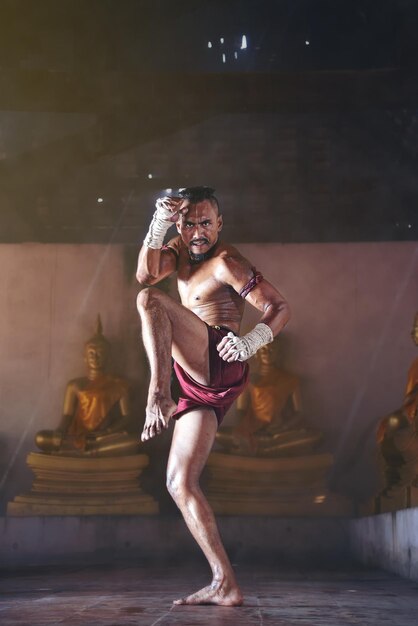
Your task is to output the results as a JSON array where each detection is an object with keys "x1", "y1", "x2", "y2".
[
  {"x1": 0, "y1": 0, "x2": 417, "y2": 243},
  {"x1": 2, "y1": 0, "x2": 418, "y2": 74}
]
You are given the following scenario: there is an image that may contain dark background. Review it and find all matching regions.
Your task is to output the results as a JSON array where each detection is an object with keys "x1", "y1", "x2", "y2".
[{"x1": 0, "y1": 0, "x2": 417, "y2": 244}]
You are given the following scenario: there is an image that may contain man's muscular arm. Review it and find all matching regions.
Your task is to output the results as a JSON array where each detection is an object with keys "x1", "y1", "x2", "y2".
[
  {"x1": 216, "y1": 254, "x2": 290, "y2": 362},
  {"x1": 136, "y1": 238, "x2": 178, "y2": 286},
  {"x1": 243, "y1": 279, "x2": 290, "y2": 335},
  {"x1": 136, "y1": 197, "x2": 187, "y2": 286}
]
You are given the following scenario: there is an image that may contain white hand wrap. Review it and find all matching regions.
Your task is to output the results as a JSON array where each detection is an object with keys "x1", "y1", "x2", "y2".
[
  {"x1": 143, "y1": 198, "x2": 174, "y2": 249},
  {"x1": 226, "y1": 323, "x2": 274, "y2": 362}
]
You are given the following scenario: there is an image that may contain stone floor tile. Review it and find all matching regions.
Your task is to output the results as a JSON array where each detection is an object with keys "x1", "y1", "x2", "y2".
[{"x1": 1, "y1": 565, "x2": 418, "y2": 625}]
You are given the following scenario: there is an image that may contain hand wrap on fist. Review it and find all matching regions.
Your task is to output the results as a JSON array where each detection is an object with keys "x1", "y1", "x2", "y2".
[
  {"x1": 143, "y1": 198, "x2": 175, "y2": 249},
  {"x1": 221, "y1": 323, "x2": 274, "y2": 362}
]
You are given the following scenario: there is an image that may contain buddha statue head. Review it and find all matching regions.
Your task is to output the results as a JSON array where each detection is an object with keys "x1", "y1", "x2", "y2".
[
  {"x1": 411, "y1": 311, "x2": 418, "y2": 347},
  {"x1": 255, "y1": 339, "x2": 278, "y2": 369},
  {"x1": 84, "y1": 315, "x2": 111, "y2": 372}
]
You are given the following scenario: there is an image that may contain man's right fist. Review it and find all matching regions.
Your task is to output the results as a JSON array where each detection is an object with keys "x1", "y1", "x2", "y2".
[
  {"x1": 144, "y1": 195, "x2": 189, "y2": 248},
  {"x1": 155, "y1": 197, "x2": 188, "y2": 223}
]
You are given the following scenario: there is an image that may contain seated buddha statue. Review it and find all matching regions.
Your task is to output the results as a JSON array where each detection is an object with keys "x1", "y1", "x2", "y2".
[
  {"x1": 35, "y1": 316, "x2": 139, "y2": 457},
  {"x1": 377, "y1": 312, "x2": 418, "y2": 492},
  {"x1": 216, "y1": 339, "x2": 322, "y2": 456}
]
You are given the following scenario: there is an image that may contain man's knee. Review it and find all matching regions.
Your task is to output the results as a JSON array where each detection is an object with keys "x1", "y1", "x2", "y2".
[
  {"x1": 166, "y1": 468, "x2": 192, "y2": 505},
  {"x1": 136, "y1": 287, "x2": 164, "y2": 312}
]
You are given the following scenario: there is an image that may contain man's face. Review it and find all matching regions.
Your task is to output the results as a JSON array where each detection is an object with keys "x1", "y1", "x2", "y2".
[{"x1": 176, "y1": 200, "x2": 223, "y2": 260}]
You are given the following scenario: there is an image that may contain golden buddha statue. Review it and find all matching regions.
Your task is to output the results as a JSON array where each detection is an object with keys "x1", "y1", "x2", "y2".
[
  {"x1": 404, "y1": 312, "x2": 418, "y2": 424},
  {"x1": 36, "y1": 316, "x2": 139, "y2": 457},
  {"x1": 377, "y1": 312, "x2": 418, "y2": 492},
  {"x1": 216, "y1": 339, "x2": 322, "y2": 456}
]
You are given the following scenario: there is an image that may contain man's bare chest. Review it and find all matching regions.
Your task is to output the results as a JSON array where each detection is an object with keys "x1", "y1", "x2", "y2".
[{"x1": 177, "y1": 267, "x2": 224, "y2": 305}]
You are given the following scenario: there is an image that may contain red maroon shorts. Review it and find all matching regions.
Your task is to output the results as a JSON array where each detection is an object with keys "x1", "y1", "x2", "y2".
[{"x1": 172, "y1": 325, "x2": 249, "y2": 426}]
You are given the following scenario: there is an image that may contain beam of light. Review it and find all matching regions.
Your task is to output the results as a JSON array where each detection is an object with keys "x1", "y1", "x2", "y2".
[
  {"x1": 0, "y1": 389, "x2": 49, "y2": 492},
  {"x1": 72, "y1": 195, "x2": 134, "y2": 317},
  {"x1": 241, "y1": 35, "x2": 247, "y2": 49},
  {"x1": 0, "y1": 189, "x2": 135, "y2": 493}
]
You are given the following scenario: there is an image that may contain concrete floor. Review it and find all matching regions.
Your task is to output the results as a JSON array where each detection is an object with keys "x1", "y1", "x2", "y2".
[{"x1": 1, "y1": 565, "x2": 418, "y2": 625}]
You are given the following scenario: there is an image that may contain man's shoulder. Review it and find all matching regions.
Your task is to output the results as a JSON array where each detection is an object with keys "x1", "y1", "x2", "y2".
[
  {"x1": 213, "y1": 243, "x2": 254, "y2": 283},
  {"x1": 214, "y1": 242, "x2": 247, "y2": 267}
]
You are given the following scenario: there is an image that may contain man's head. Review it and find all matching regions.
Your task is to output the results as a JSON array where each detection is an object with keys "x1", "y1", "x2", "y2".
[{"x1": 175, "y1": 186, "x2": 223, "y2": 262}]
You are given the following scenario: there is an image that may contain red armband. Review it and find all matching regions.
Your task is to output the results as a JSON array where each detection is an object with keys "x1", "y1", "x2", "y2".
[{"x1": 239, "y1": 267, "x2": 264, "y2": 299}]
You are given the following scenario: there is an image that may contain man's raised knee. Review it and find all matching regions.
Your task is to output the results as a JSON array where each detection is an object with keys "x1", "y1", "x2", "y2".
[{"x1": 136, "y1": 287, "x2": 161, "y2": 312}]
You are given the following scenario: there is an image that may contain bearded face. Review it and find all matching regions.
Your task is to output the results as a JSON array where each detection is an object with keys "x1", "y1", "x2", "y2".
[{"x1": 177, "y1": 200, "x2": 223, "y2": 262}]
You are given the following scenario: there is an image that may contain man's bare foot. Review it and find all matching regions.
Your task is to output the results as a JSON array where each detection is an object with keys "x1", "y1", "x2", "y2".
[
  {"x1": 141, "y1": 395, "x2": 177, "y2": 441},
  {"x1": 173, "y1": 578, "x2": 243, "y2": 606}
]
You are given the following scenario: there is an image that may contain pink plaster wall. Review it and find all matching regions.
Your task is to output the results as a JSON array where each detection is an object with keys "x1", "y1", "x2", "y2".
[{"x1": 0, "y1": 241, "x2": 417, "y2": 508}]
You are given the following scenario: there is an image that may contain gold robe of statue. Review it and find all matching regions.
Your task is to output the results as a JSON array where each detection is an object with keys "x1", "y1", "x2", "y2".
[
  {"x1": 241, "y1": 368, "x2": 301, "y2": 432},
  {"x1": 404, "y1": 356, "x2": 418, "y2": 425},
  {"x1": 64, "y1": 373, "x2": 130, "y2": 450}
]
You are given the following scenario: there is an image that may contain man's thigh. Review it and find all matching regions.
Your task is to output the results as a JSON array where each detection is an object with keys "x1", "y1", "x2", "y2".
[
  {"x1": 167, "y1": 409, "x2": 218, "y2": 482},
  {"x1": 148, "y1": 288, "x2": 210, "y2": 385}
]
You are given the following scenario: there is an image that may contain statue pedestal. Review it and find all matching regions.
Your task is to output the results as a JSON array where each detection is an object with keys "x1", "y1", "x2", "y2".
[
  {"x1": 369, "y1": 484, "x2": 418, "y2": 515},
  {"x1": 205, "y1": 452, "x2": 353, "y2": 516},
  {"x1": 7, "y1": 453, "x2": 158, "y2": 516}
]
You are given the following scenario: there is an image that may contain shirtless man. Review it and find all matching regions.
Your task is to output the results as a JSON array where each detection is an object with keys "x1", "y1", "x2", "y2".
[{"x1": 136, "y1": 186, "x2": 290, "y2": 606}]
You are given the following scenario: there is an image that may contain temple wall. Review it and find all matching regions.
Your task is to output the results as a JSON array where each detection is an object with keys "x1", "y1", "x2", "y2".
[{"x1": 0, "y1": 240, "x2": 417, "y2": 512}]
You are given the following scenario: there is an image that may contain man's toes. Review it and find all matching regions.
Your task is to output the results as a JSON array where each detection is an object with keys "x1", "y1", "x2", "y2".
[{"x1": 141, "y1": 426, "x2": 151, "y2": 441}]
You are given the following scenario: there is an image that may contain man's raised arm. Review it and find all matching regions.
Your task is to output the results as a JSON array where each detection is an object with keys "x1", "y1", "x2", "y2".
[{"x1": 136, "y1": 197, "x2": 187, "y2": 286}]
